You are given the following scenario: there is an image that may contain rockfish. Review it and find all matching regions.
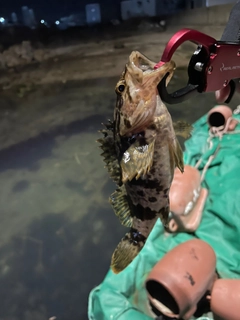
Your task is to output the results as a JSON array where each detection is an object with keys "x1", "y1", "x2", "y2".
[{"x1": 98, "y1": 51, "x2": 188, "y2": 274}]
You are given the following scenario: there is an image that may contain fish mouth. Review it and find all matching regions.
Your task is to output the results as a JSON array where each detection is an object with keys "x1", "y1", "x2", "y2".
[
  {"x1": 128, "y1": 51, "x2": 156, "y2": 79},
  {"x1": 127, "y1": 51, "x2": 175, "y2": 85}
]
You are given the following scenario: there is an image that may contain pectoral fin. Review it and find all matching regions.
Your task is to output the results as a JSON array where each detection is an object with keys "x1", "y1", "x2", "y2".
[
  {"x1": 173, "y1": 120, "x2": 192, "y2": 139},
  {"x1": 169, "y1": 138, "x2": 184, "y2": 173},
  {"x1": 175, "y1": 139, "x2": 184, "y2": 172},
  {"x1": 120, "y1": 138, "x2": 155, "y2": 183},
  {"x1": 109, "y1": 186, "x2": 133, "y2": 227},
  {"x1": 158, "y1": 205, "x2": 170, "y2": 229}
]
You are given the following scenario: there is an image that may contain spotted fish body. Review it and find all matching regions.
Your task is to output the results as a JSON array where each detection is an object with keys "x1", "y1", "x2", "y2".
[{"x1": 98, "y1": 51, "x2": 184, "y2": 273}]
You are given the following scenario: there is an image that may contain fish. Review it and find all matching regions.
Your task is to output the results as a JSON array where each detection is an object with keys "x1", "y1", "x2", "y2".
[{"x1": 98, "y1": 51, "x2": 190, "y2": 274}]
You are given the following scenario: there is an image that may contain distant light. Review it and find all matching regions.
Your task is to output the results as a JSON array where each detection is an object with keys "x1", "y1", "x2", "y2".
[
  {"x1": 0, "y1": 17, "x2": 5, "y2": 23},
  {"x1": 159, "y1": 20, "x2": 166, "y2": 27},
  {"x1": 40, "y1": 19, "x2": 45, "y2": 24},
  {"x1": 55, "y1": 20, "x2": 60, "y2": 25}
]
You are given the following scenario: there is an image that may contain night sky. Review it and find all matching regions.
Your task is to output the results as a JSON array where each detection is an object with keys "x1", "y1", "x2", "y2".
[{"x1": 0, "y1": 0, "x2": 101, "y2": 22}]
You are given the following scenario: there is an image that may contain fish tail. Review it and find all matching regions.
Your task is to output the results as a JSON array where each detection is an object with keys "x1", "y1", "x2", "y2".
[{"x1": 111, "y1": 228, "x2": 146, "y2": 274}]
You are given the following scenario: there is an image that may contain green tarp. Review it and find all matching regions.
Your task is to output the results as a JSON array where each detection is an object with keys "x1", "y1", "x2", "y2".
[{"x1": 88, "y1": 111, "x2": 240, "y2": 320}]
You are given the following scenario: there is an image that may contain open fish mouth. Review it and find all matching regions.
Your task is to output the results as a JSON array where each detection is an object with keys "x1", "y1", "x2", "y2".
[
  {"x1": 128, "y1": 51, "x2": 156, "y2": 74},
  {"x1": 127, "y1": 51, "x2": 176, "y2": 86}
]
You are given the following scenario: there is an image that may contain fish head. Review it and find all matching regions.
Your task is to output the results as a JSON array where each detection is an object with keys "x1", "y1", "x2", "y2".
[{"x1": 114, "y1": 51, "x2": 175, "y2": 136}]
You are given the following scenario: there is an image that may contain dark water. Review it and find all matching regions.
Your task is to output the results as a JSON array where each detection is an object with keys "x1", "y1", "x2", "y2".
[{"x1": 0, "y1": 69, "x2": 239, "y2": 320}]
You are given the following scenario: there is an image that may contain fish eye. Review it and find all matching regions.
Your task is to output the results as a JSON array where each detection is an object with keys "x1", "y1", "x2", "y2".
[
  {"x1": 118, "y1": 84, "x2": 125, "y2": 92},
  {"x1": 116, "y1": 84, "x2": 125, "y2": 94}
]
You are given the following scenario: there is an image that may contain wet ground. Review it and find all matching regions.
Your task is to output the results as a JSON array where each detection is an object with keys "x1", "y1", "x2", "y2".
[{"x1": 0, "y1": 25, "x2": 240, "y2": 320}]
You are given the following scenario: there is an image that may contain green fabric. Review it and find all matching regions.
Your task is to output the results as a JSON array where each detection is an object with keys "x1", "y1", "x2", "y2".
[{"x1": 88, "y1": 112, "x2": 240, "y2": 320}]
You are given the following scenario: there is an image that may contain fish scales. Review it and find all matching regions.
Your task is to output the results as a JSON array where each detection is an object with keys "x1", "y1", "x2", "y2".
[
  {"x1": 125, "y1": 113, "x2": 176, "y2": 213},
  {"x1": 98, "y1": 51, "x2": 187, "y2": 274}
]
